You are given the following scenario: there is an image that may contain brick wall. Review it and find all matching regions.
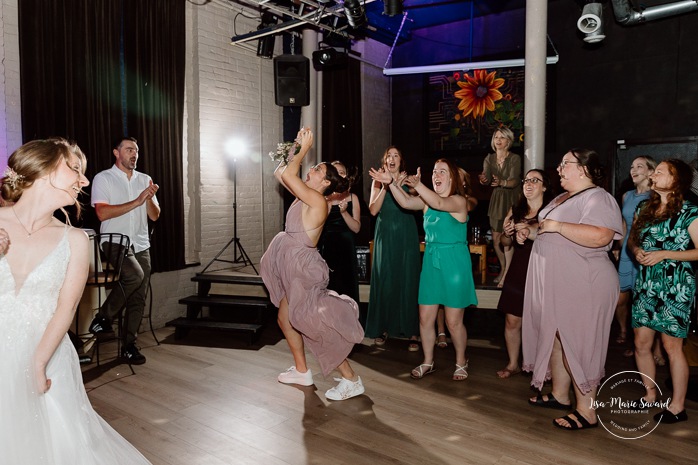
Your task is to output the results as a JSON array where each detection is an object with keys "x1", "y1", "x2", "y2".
[
  {"x1": 0, "y1": 0, "x2": 393, "y2": 329},
  {"x1": 0, "y1": 0, "x2": 21, "y2": 167}
]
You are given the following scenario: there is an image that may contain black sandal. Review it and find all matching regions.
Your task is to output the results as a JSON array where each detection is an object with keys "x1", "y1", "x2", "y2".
[
  {"x1": 528, "y1": 392, "x2": 572, "y2": 410},
  {"x1": 553, "y1": 410, "x2": 598, "y2": 430}
]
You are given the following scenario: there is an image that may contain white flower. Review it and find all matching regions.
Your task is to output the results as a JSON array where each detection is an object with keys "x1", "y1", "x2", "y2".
[{"x1": 269, "y1": 141, "x2": 300, "y2": 165}]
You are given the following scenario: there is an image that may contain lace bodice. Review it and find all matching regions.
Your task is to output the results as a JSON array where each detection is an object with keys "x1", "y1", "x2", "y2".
[{"x1": 0, "y1": 232, "x2": 70, "y2": 344}]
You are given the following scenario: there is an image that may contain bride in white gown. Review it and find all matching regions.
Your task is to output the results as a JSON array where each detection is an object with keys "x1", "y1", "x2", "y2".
[{"x1": 0, "y1": 138, "x2": 151, "y2": 464}]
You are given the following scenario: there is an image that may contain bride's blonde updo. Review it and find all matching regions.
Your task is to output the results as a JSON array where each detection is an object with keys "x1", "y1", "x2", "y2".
[{"x1": 1, "y1": 138, "x2": 87, "y2": 207}]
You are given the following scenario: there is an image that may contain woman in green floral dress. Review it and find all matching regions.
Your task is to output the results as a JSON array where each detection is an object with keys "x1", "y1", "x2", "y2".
[{"x1": 630, "y1": 159, "x2": 698, "y2": 425}]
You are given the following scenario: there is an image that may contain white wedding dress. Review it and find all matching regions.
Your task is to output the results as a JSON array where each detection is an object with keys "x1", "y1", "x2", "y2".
[{"x1": 0, "y1": 230, "x2": 151, "y2": 464}]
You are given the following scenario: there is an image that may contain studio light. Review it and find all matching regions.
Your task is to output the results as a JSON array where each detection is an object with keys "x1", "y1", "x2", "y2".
[
  {"x1": 577, "y1": 2, "x2": 605, "y2": 44},
  {"x1": 343, "y1": 0, "x2": 367, "y2": 29},
  {"x1": 383, "y1": 0, "x2": 403, "y2": 16},
  {"x1": 256, "y1": 12, "x2": 277, "y2": 59},
  {"x1": 312, "y1": 47, "x2": 348, "y2": 70}
]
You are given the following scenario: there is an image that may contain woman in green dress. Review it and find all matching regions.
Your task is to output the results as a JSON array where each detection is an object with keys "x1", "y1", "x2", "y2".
[
  {"x1": 630, "y1": 159, "x2": 698, "y2": 424},
  {"x1": 371, "y1": 159, "x2": 477, "y2": 381},
  {"x1": 478, "y1": 127, "x2": 521, "y2": 286},
  {"x1": 365, "y1": 147, "x2": 420, "y2": 351}
]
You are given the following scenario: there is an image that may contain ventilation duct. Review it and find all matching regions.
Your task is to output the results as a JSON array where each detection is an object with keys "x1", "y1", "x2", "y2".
[{"x1": 611, "y1": 0, "x2": 698, "y2": 25}]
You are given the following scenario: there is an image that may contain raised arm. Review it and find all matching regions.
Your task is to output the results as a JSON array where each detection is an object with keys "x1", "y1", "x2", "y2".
[
  {"x1": 405, "y1": 168, "x2": 468, "y2": 221},
  {"x1": 369, "y1": 168, "x2": 424, "y2": 211},
  {"x1": 368, "y1": 176, "x2": 387, "y2": 216},
  {"x1": 341, "y1": 193, "x2": 361, "y2": 233},
  {"x1": 279, "y1": 129, "x2": 327, "y2": 212}
]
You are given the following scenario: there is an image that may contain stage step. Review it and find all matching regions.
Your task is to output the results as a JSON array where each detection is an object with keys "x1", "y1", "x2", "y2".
[
  {"x1": 165, "y1": 317, "x2": 262, "y2": 344},
  {"x1": 192, "y1": 272, "x2": 267, "y2": 296}
]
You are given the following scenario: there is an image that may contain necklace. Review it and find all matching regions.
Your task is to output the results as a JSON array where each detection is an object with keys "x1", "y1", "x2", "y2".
[
  {"x1": 540, "y1": 185, "x2": 596, "y2": 221},
  {"x1": 12, "y1": 206, "x2": 53, "y2": 237}
]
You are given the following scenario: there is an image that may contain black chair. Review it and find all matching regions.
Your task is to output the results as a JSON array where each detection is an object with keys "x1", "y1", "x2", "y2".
[{"x1": 86, "y1": 233, "x2": 134, "y2": 372}]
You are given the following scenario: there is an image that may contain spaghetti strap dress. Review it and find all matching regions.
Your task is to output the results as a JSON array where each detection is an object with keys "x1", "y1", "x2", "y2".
[
  {"x1": 365, "y1": 186, "x2": 420, "y2": 339},
  {"x1": 0, "y1": 229, "x2": 152, "y2": 464},
  {"x1": 261, "y1": 200, "x2": 364, "y2": 376}
]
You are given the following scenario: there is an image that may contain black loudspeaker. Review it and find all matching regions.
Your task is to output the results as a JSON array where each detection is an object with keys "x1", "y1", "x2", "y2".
[{"x1": 274, "y1": 55, "x2": 310, "y2": 107}]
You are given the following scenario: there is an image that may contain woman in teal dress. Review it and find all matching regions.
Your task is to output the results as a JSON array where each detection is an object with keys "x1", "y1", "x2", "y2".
[
  {"x1": 365, "y1": 147, "x2": 420, "y2": 350},
  {"x1": 630, "y1": 159, "x2": 698, "y2": 424},
  {"x1": 370, "y1": 158, "x2": 477, "y2": 381}
]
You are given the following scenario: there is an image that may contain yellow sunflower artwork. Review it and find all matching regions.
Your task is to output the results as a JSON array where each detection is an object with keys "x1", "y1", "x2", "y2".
[{"x1": 454, "y1": 69, "x2": 504, "y2": 119}]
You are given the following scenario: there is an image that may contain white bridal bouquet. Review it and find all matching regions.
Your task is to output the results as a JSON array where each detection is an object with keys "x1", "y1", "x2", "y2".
[{"x1": 269, "y1": 141, "x2": 300, "y2": 166}]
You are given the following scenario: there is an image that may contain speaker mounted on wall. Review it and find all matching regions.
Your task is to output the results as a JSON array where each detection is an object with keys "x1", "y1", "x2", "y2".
[{"x1": 274, "y1": 55, "x2": 310, "y2": 107}]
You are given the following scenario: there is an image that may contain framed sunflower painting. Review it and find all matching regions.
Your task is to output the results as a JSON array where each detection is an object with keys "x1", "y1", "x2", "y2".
[{"x1": 427, "y1": 67, "x2": 554, "y2": 157}]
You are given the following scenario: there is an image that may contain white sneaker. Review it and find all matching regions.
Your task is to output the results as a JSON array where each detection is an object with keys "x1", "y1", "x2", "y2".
[
  {"x1": 325, "y1": 376, "x2": 365, "y2": 401},
  {"x1": 278, "y1": 366, "x2": 314, "y2": 386}
]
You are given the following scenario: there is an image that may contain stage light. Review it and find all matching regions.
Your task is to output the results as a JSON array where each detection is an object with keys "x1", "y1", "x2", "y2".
[
  {"x1": 343, "y1": 0, "x2": 367, "y2": 29},
  {"x1": 383, "y1": 0, "x2": 403, "y2": 16},
  {"x1": 312, "y1": 47, "x2": 348, "y2": 70},
  {"x1": 224, "y1": 138, "x2": 247, "y2": 162},
  {"x1": 577, "y1": 3, "x2": 605, "y2": 44},
  {"x1": 256, "y1": 12, "x2": 277, "y2": 59}
]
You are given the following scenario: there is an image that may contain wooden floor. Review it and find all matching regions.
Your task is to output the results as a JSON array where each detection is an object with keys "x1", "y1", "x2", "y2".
[{"x1": 82, "y1": 326, "x2": 698, "y2": 465}]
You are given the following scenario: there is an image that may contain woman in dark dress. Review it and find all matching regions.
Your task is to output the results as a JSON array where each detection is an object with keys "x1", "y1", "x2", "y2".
[
  {"x1": 319, "y1": 161, "x2": 361, "y2": 304},
  {"x1": 496, "y1": 169, "x2": 552, "y2": 378},
  {"x1": 365, "y1": 147, "x2": 421, "y2": 351}
]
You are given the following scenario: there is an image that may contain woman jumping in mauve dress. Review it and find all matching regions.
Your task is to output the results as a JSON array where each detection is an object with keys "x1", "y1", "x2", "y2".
[
  {"x1": 0, "y1": 138, "x2": 152, "y2": 464},
  {"x1": 260, "y1": 128, "x2": 365, "y2": 401}
]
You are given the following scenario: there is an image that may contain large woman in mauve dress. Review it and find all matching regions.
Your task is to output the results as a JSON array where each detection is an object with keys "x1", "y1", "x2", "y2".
[
  {"x1": 260, "y1": 128, "x2": 365, "y2": 402},
  {"x1": 365, "y1": 147, "x2": 420, "y2": 350},
  {"x1": 522, "y1": 149, "x2": 622, "y2": 431}
]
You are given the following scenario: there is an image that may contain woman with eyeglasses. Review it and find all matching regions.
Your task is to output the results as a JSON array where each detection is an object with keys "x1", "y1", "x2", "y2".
[
  {"x1": 522, "y1": 149, "x2": 622, "y2": 430},
  {"x1": 629, "y1": 159, "x2": 698, "y2": 424},
  {"x1": 495, "y1": 169, "x2": 553, "y2": 379},
  {"x1": 478, "y1": 127, "x2": 521, "y2": 287},
  {"x1": 260, "y1": 128, "x2": 365, "y2": 401}
]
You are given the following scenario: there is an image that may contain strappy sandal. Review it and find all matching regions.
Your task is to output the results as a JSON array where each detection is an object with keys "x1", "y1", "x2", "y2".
[
  {"x1": 436, "y1": 333, "x2": 448, "y2": 349},
  {"x1": 553, "y1": 410, "x2": 598, "y2": 430},
  {"x1": 374, "y1": 332, "x2": 388, "y2": 347},
  {"x1": 411, "y1": 362, "x2": 435, "y2": 379},
  {"x1": 453, "y1": 361, "x2": 469, "y2": 381}
]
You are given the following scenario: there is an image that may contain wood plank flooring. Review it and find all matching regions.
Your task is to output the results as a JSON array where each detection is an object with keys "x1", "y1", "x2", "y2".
[{"x1": 82, "y1": 326, "x2": 698, "y2": 465}]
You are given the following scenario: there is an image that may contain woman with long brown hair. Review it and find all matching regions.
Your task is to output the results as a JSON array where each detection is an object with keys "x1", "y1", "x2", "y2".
[{"x1": 630, "y1": 158, "x2": 698, "y2": 424}]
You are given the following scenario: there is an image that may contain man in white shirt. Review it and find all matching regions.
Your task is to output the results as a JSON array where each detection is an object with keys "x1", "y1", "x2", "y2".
[{"x1": 89, "y1": 137, "x2": 160, "y2": 364}]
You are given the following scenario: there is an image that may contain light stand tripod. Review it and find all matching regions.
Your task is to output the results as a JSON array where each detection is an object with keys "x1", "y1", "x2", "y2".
[{"x1": 201, "y1": 157, "x2": 258, "y2": 274}]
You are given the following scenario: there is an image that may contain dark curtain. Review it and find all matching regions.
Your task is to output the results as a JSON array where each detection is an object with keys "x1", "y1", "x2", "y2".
[
  {"x1": 18, "y1": 0, "x2": 185, "y2": 272},
  {"x1": 123, "y1": 0, "x2": 185, "y2": 272},
  {"x1": 321, "y1": 58, "x2": 363, "y2": 201}
]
